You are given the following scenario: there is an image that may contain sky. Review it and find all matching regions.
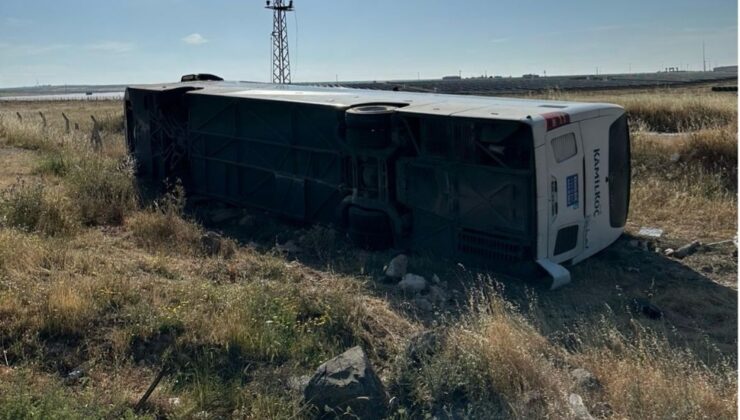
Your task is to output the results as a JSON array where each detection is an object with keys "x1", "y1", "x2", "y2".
[{"x1": 0, "y1": 0, "x2": 737, "y2": 88}]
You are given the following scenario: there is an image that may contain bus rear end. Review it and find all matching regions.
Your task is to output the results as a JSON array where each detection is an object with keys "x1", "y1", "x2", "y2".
[{"x1": 534, "y1": 106, "x2": 630, "y2": 287}]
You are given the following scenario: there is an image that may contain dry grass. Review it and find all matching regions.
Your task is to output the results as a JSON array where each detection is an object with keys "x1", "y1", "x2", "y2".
[
  {"x1": 535, "y1": 87, "x2": 737, "y2": 132},
  {"x1": 628, "y1": 126, "x2": 737, "y2": 239},
  {"x1": 0, "y1": 91, "x2": 735, "y2": 418},
  {"x1": 399, "y1": 288, "x2": 736, "y2": 419},
  {"x1": 578, "y1": 319, "x2": 737, "y2": 420}
]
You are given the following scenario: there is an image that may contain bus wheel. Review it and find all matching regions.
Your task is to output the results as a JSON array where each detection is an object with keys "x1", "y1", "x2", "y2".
[
  {"x1": 345, "y1": 105, "x2": 397, "y2": 150},
  {"x1": 347, "y1": 206, "x2": 393, "y2": 250}
]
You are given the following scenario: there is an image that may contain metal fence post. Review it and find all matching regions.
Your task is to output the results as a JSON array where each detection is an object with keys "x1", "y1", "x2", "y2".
[
  {"x1": 90, "y1": 115, "x2": 102, "y2": 151},
  {"x1": 62, "y1": 113, "x2": 70, "y2": 133}
]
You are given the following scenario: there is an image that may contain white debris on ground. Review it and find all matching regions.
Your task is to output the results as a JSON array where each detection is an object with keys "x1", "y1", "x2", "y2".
[{"x1": 637, "y1": 227, "x2": 664, "y2": 238}]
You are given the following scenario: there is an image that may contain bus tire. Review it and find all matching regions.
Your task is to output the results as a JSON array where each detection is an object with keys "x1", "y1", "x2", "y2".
[{"x1": 345, "y1": 105, "x2": 397, "y2": 129}]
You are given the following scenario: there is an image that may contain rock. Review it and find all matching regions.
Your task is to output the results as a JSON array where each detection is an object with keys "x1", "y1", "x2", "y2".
[
  {"x1": 65, "y1": 365, "x2": 86, "y2": 384},
  {"x1": 570, "y1": 368, "x2": 602, "y2": 392},
  {"x1": 414, "y1": 297, "x2": 433, "y2": 312},
  {"x1": 384, "y1": 254, "x2": 408, "y2": 279},
  {"x1": 632, "y1": 298, "x2": 663, "y2": 320},
  {"x1": 398, "y1": 273, "x2": 427, "y2": 293},
  {"x1": 67, "y1": 369, "x2": 84, "y2": 381},
  {"x1": 672, "y1": 240, "x2": 701, "y2": 259},
  {"x1": 664, "y1": 248, "x2": 675, "y2": 257},
  {"x1": 304, "y1": 346, "x2": 388, "y2": 419},
  {"x1": 168, "y1": 397, "x2": 182, "y2": 407},
  {"x1": 568, "y1": 393, "x2": 595, "y2": 420},
  {"x1": 431, "y1": 274, "x2": 441, "y2": 284}
]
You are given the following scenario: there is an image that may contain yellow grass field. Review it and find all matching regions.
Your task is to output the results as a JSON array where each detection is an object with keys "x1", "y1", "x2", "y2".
[{"x1": 0, "y1": 86, "x2": 736, "y2": 419}]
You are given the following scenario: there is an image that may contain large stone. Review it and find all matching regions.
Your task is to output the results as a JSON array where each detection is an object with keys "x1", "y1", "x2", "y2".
[
  {"x1": 398, "y1": 273, "x2": 427, "y2": 293},
  {"x1": 570, "y1": 368, "x2": 602, "y2": 392},
  {"x1": 568, "y1": 393, "x2": 595, "y2": 420},
  {"x1": 384, "y1": 254, "x2": 408, "y2": 279},
  {"x1": 304, "y1": 346, "x2": 388, "y2": 419}
]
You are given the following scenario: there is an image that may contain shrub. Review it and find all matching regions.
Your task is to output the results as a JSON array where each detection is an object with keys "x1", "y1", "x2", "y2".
[
  {"x1": 95, "y1": 113, "x2": 125, "y2": 133},
  {"x1": 34, "y1": 152, "x2": 71, "y2": 177},
  {"x1": 0, "y1": 181, "x2": 77, "y2": 236},
  {"x1": 66, "y1": 153, "x2": 138, "y2": 226},
  {"x1": 127, "y1": 184, "x2": 205, "y2": 255},
  {"x1": 400, "y1": 288, "x2": 568, "y2": 418}
]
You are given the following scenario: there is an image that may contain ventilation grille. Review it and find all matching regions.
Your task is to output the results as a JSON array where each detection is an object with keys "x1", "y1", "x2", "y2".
[{"x1": 458, "y1": 228, "x2": 527, "y2": 262}]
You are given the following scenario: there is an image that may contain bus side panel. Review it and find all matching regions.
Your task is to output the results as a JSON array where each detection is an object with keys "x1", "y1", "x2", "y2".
[
  {"x1": 186, "y1": 94, "x2": 349, "y2": 223},
  {"x1": 124, "y1": 89, "x2": 161, "y2": 182}
]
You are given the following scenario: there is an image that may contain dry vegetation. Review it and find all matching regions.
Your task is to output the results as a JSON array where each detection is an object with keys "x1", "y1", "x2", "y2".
[{"x1": 0, "y1": 88, "x2": 736, "y2": 419}]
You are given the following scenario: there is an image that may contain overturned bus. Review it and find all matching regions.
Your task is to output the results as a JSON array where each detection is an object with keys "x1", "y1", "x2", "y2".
[{"x1": 124, "y1": 79, "x2": 630, "y2": 288}]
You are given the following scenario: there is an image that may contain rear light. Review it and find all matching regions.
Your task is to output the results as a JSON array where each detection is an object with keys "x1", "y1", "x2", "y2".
[{"x1": 542, "y1": 112, "x2": 571, "y2": 131}]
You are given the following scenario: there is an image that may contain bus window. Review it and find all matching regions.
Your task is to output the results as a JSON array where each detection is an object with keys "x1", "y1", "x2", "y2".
[{"x1": 608, "y1": 115, "x2": 630, "y2": 228}]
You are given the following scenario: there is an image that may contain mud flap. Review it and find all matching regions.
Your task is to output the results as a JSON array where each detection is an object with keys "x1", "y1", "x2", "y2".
[{"x1": 536, "y1": 258, "x2": 571, "y2": 290}]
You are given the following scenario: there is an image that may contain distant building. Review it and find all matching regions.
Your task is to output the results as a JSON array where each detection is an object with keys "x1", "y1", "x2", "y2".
[
  {"x1": 522, "y1": 74, "x2": 540, "y2": 79},
  {"x1": 714, "y1": 65, "x2": 738, "y2": 73},
  {"x1": 442, "y1": 75, "x2": 462, "y2": 80}
]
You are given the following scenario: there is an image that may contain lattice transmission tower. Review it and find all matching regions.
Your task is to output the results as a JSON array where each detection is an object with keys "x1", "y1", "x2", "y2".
[{"x1": 265, "y1": 0, "x2": 294, "y2": 84}]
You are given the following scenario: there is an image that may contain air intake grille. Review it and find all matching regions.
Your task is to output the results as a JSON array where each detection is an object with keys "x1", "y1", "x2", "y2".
[{"x1": 458, "y1": 228, "x2": 527, "y2": 262}]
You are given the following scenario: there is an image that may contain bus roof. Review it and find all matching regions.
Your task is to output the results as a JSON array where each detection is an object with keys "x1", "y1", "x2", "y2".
[{"x1": 129, "y1": 80, "x2": 621, "y2": 122}]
